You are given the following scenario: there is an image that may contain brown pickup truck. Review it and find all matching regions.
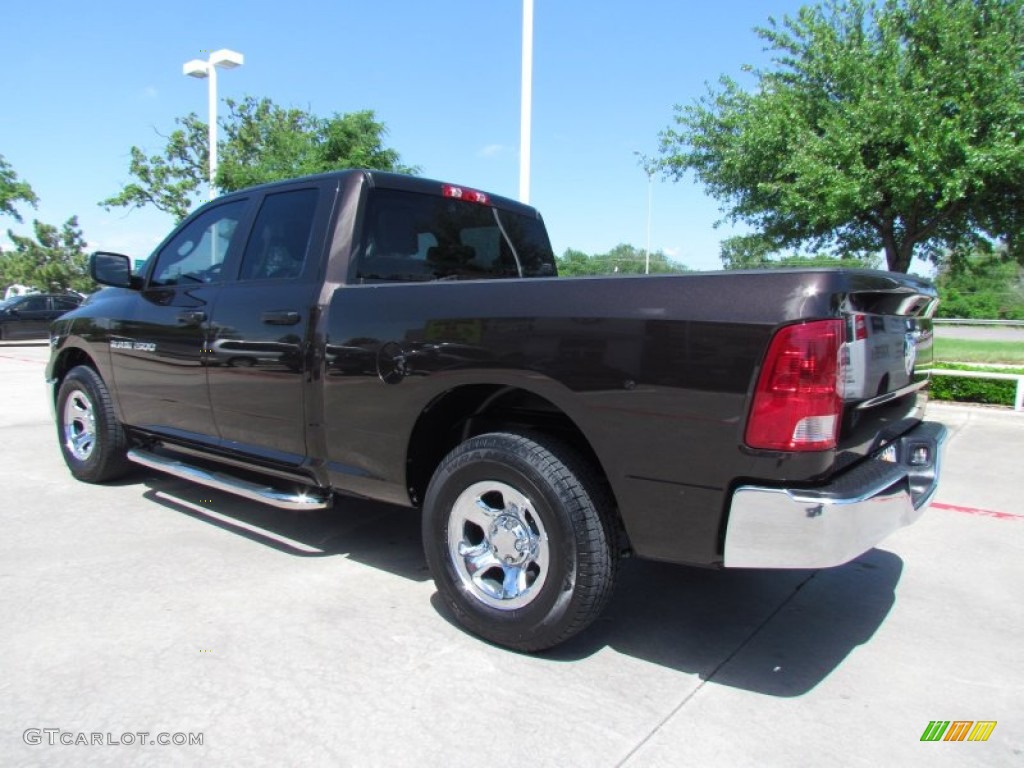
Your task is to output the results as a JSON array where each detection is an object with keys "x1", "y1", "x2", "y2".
[{"x1": 46, "y1": 170, "x2": 946, "y2": 651}]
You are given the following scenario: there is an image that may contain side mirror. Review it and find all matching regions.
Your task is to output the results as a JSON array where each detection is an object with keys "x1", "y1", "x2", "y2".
[{"x1": 91, "y1": 252, "x2": 134, "y2": 289}]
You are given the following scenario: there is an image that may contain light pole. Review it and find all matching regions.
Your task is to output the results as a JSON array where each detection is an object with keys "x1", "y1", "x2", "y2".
[
  {"x1": 519, "y1": 0, "x2": 533, "y2": 204},
  {"x1": 634, "y1": 152, "x2": 656, "y2": 274},
  {"x1": 183, "y1": 49, "x2": 244, "y2": 201}
]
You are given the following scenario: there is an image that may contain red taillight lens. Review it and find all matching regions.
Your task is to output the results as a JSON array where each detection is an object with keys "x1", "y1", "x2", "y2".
[
  {"x1": 745, "y1": 319, "x2": 843, "y2": 451},
  {"x1": 854, "y1": 314, "x2": 868, "y2": 341},
  {"x1": 442, "y1": 184, "x2": 489, "y2": 205}
]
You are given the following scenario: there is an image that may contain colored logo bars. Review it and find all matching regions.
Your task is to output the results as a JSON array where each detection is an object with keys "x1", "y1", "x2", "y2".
[{"x1": 920, "y1": 721, "x2": 997, "y2": 742}]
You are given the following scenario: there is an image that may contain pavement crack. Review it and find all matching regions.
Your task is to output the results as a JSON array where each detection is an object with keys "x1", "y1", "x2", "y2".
[{"x1": 615, "y1": 570, "x2": 820, "y2": 767}]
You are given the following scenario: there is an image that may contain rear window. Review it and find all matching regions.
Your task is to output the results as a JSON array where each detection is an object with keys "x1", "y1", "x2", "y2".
[{"x1": 354, "y1": 189, "x2": 554, "y2": 282}]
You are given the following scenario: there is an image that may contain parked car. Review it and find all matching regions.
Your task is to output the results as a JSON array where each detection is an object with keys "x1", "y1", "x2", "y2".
[{"x1": 0, "y1": 293, "x2": 82, "y2": 340}]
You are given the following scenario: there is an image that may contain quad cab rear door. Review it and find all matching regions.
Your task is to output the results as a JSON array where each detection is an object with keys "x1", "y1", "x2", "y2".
[{"x1": 205, "y1": 180, "x2": 336, "y2": 465}]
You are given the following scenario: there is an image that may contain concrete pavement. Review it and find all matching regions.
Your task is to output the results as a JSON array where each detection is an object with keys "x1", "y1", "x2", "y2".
[{"x1": 1, "y1": 342, "x2": 1021, "y2": 767}]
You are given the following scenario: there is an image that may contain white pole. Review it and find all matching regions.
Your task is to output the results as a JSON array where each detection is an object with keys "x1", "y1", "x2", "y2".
[
  {"x1": 645, "y1": 172, "x2": 652, "y2": 274},
  {"x1": 519, "y1": 0, "x2": 534, "y2": 204},
  {"x1": 207, "y1": 63, "x2": 218, "y2": 201}
]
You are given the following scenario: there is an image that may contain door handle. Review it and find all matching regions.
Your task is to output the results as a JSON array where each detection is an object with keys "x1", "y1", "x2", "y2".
[
  {"x1": 261, "y1": 310, "x2": 301, "y2": 326},
  {"x1": 177, "y1": 310, "x2": 206, "y2": 325}
]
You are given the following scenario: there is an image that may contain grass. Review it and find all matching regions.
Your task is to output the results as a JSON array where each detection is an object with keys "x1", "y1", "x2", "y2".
[{"x1": 933, "y1": 338, "x2": 1024, "y2": 364}]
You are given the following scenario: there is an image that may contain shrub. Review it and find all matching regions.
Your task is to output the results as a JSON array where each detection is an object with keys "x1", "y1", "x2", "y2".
[{"x1": 929, "y1": 364, "x2": 1023, "y2": 406}]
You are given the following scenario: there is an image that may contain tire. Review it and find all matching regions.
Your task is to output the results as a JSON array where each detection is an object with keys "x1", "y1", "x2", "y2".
[
  {"x1": 56, "y1": 365, "x2": 131, "y2": 483},
  {"x1": 422, "y1": 432, "x2": 617, "y2": 652}
]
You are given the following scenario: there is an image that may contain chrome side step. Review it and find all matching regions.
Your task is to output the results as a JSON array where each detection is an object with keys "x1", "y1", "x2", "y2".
[{"x1": 127, "y1": 448, "x2": 332, "y2": 511}]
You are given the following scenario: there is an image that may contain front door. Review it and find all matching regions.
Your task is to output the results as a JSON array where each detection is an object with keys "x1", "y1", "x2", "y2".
[{"x1": 110, "y1": 198, "x2": 252, "y2": 442}]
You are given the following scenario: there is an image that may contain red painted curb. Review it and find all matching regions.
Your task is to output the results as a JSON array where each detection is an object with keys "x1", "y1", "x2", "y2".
[{"x1": 931, "y1": 502, "x2": 1023, "y2": 521}]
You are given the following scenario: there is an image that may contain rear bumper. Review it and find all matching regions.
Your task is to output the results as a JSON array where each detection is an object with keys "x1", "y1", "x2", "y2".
[{"x1": 723, "y1": 421, "x2": 947, "y2": 568}]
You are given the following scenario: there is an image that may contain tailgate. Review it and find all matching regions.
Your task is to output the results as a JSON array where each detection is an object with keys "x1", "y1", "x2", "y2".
[{"x1": 837, "y1": 281, "x2": 938, "y2": 462}]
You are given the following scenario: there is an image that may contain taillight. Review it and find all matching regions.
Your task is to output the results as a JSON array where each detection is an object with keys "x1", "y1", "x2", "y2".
[
  {"x1": 745, "y1": 319, "x2": 843, "y2": 451},
  {"x1": 853, "y1": 314, "x2": 868, "y2": 341},
  {"x1": 442, "y1": 184, "x2": 489, "y2": 205}
]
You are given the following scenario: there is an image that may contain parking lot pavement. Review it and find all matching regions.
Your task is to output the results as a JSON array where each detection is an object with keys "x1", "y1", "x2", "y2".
[{"x1": 2, "y1": 343, "x2": 1021, "y2": 767}]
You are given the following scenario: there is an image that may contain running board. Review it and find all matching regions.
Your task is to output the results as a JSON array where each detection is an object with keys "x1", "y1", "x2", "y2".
[{"x1": 127, "y1": 448, "x2": 332, "y2": 511}]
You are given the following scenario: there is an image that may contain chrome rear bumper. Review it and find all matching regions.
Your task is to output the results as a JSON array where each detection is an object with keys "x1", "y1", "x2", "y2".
[{"x1": 723, "y1": 421, "x2": 947, "y2": 569}]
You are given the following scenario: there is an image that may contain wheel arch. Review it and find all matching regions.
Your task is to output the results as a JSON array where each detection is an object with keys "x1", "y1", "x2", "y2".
[
  {"x1": 405, "y1": 383, "x2": 628, "y2": 551},
  {"x1": 49, "y1": 344, "x2": 119, "y2": 417}
]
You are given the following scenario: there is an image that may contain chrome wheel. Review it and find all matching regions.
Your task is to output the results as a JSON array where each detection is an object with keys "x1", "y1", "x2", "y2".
[
  {"x1": 424, "y1": 433, "x2": 617, "y2": 651},
  {"x1": 62, "y1": 387, "x2": 97, "y2": 462},
  {"x1": 447, "y1": 480, "x2": 550, "y2": 610}
]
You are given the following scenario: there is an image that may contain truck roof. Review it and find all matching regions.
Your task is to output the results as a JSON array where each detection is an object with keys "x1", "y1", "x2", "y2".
[{"x1": 212, "y1": 169, "x2": 541, "y2": 219}]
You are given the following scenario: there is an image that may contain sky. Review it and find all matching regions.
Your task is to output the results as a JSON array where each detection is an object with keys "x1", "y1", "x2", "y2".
[{"x1": 2, "y1": 0, "x2": 816, "y2": 272}]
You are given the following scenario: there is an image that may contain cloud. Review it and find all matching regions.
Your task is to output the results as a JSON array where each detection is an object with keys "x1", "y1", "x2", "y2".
[
  {"x1": 477, "y1": 144, "x2": 507, "y2": 159},
  {"x1": 663, "y1": 247, "x2": 680, "y2": 258},
  {"x1": 140, "y1": 86, "x2": 159, "y2": 100}
]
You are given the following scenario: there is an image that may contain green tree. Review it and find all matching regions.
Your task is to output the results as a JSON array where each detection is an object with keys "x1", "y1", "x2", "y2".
[
  {"x1": 935, "y1": 249, "x2": 1024, "y2": 319},
  {"x1": 100, "y1": 116, "x2": 207, "y2": 222},
  {"x1": 101, "y1": 96, "x2": 416, "y2": 221},
  {"x1": 0, "y1": 217, "x2": 93, "y2": 294},
  {"x1": 602, "y1": 243, "x2": 688, "y2": 274},
  {"x1": 217, "y1": 99, "x2": 416, "y2": 191},
  {"x1": 719, "y1": 234, "x2": 781, "y2": 269},
  {"x1": 556, "y1": 244, "x2": 689, "y2": 276},
  {"x1": 0, "y1": 154, "x2": 38, "y2": 223},
  {"x1": 557, "y1": 248, "x2": 603, "y2": 276},
  {"x1": 719, "y1": 233, "x2": 881, "y2": 269},
  {"x1": 659, "y1": 0, "x2": 1024, "y2": 273}
]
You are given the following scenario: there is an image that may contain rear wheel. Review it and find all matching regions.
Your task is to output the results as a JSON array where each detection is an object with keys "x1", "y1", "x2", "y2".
[
  {"x1": 56, "y1": 366, "x2": 131, "y2": 483},
  {"x1": 422, "y1": 432, "x2": 617, "y2": 652}
]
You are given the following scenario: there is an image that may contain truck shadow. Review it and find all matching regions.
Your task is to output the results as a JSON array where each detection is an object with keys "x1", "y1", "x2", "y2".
[
  {"x1": 140, "y1": 473, "x2": 901, "y2": 697},
  {"x1": 139, "y1": 475, "x2": 431, "y2": 582},
  {"x1": 546, "y1": 548, "x2": 903, "y2": 697}
]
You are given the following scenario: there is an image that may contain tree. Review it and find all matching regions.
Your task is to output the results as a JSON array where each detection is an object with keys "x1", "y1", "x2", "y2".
[
  {"x1": 557, "y1": 248, "x2": 602, "y2": 276},
  {"x1": 0, "y1": 217, "x2": 93, "y2": 294},
  {"x1": 935, "y1": 248, "x2": 1024, "y2": 319},
  {"x1": 217, "y1": 99, "x2": 416, "y2": 191},
  {"x1": 556, "y1": 244, "x2": 690, "y2": 276},
  {"x1": 101, "y1": 96, "x2": 416, "y2": 221},
  {"x1": 719, "y1": 233, "x2": 881, "y2": 269},
  {"x1": 100, "y1": 116, "x2": 207, "y2": 222},
  {"x1": 0, "y1": 154, "x2": 38, "y2": 223},
  {"x1": 659, "y1": 0, "x2": 1024, "y2": 273},
  {"x1": 719, "y1": 234, "x2": 782, "y2": 270}
]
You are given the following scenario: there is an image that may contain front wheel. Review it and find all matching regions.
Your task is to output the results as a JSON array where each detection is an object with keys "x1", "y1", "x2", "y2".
[
  {"x1": 56, "y1": 366, "x2": 131, "y2": 483},
  {"x1": 422, "y1": 432, "x2": 617, "y2": 652}
]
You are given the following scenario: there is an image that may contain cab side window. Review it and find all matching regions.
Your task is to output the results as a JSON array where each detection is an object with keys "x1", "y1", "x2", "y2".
[
  {"x1": 238, "y1": 189, "x2": 319, "y2": 281},
  {"x1": 149, "y1": 200, "x2": 248, "y2": 287},
  {"x1": 20, "y1": 296, "x2": 49, "y2": 312}
]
